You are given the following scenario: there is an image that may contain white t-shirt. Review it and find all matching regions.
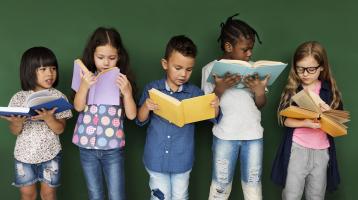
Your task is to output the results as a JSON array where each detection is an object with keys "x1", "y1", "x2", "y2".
[{"x1": 201, "y1": 61, "x2": 263, "y2": 140}]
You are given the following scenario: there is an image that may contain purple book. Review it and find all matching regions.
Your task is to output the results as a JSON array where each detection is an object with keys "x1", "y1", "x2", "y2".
[{"x1": 71, "y1": 60, "x2": 121, "y2": 105}]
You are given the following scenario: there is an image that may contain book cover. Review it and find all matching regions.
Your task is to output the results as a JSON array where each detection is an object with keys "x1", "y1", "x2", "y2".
[
  {"x1": 207, "y1": 59, "x2": 287, "y2": 88},
  {"x1": 0, "y1": 90, "x2": 73, "y2": 117},
  {"x1": 71, "y1": 59, "x2": 121, "y2": 105},
  {"x1": 148, "y1": 88, "x2": 216, "y2": 127},
  {"x1": 279, "y1": 90, "x2": 350, "y2": 137}
]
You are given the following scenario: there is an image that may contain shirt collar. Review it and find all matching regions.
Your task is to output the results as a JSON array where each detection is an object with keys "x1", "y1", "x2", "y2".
[
  {"x1": 165, "y1": 81, "x2": 183, "y2": 92},
  {"x1": 158, "y1": 76, "x2": 186, "y2": 93}
]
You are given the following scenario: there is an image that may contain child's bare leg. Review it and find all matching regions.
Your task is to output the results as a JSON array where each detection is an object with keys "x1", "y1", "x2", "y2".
[
  {"x1": 20, "y1": 184, "x2": 37, "y2": 200},
  {"x1": 40, "y1": 182, "x2": 56, "y2": 200}
]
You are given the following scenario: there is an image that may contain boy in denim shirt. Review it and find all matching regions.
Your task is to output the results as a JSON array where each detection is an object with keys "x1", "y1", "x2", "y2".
[{"x1": 136, "y1": 35, "x2": 220, "y2": 200}]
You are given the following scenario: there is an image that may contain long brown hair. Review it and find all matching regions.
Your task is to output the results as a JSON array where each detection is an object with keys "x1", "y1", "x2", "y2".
[
  {"x1": 82, "y1": 27, "x2": 137, "y2": 97},
  {"x1": 277, "y1": 41, "x2": 342, "y2": 124}
]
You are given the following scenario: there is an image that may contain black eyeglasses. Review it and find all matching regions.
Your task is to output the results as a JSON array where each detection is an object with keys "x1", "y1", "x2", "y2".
[{"x1": 296, "y1": 66, "x2": 321, "y2": 74}]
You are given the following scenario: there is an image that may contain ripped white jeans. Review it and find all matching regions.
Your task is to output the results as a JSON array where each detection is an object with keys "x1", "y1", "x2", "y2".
[
  {"x1": 209, "y1": 136, "x2": 263, "y2": 200},
  {"x1": 146, "y1": 168, "x2": 191, "y2": 200}
]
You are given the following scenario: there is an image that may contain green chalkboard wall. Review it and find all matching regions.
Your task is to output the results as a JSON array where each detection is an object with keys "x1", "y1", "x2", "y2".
[{"x1": 0, "y1": 0, "x2": 357, "y2": 199}]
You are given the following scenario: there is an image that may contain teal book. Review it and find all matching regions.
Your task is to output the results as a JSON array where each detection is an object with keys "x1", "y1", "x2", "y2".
[
  {"x1": 0, "y1": 90, "x2": 73, "y2": 117},
  {"x1": 207, "y1": 59, "x2": 287, "y2": 88}
]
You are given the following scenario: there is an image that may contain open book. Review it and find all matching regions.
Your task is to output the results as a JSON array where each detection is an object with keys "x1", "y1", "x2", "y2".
[
  {"x1": 0, "y1": 90, "x2": 73, "y2": 117},
  {"x1": 148, "y1": 88, "x2": 216, "y2": 127},
  {"x1": 71, "y1": 59, "x2": 120, "y2": 105},
  {"x1": 279, "y1": 90, "x2": 350, "y2": 137},
  {"x1": 207, "y1": 59, "x2": 287, "y2": 88}
]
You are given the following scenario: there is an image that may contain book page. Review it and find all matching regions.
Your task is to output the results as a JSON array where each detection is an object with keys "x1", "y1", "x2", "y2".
[
  {"x1": 87, "y1": 67, "x2": 120, "y2": 105},
  {"x1": 217, "y1": 59, "x2": 252, "y2": 67},
  {"x1": 148, "y1": 88, "x2": 184, "y2": 127},
  {"x1": 26, "y1": 90, "x2": 58, "y2": 107},
  {"x1": 323, "y1": 110, "x2": 350, "y2": 123},
  {"x1": 71, "y1": 60, "x2": 85, "y2": 92},
  {"x1": 182, "y1": 93, "x2": 216, "y2": 124},
  {"x1": 279, "y1": 106, "x2": 320, "y2": 119},
  {"x1": 0, "y1": 107, "x2": 30, "y2": 116},
  {"x1": 252, "y1": 60, "x2": 285, "y2": 68},
  {"x1": 292, "y1": 90, "x2": 321, "y2": 113},
  {"x1": 320, "y1": 115, "x2": 347, "y2": 137}
]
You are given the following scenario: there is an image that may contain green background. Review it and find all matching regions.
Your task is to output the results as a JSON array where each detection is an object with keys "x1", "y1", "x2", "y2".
[{"x1": 0, "y1": 0, "x2": 357, "y2": 199}]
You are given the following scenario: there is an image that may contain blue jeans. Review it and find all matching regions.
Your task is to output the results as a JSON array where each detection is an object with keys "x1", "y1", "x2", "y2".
[
  {"x1": 209, "y1": 136, "x2": 263, "y2": 200},
  {"x1": 146, "y1": 168, "x2": 191, "y2": 200},
  {"x1": 13, "y1": 152, "x2": 62, "y2": 188},
  {"x1": 79, "y1": 147, "x2": 125, "y2": 200}
]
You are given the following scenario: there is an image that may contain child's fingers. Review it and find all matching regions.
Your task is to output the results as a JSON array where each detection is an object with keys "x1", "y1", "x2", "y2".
[
  {"x1": 262, "y1": 74, "x2": 271, "y2": 85},
  {"x1": 50, "y1": 107, "x2": 58, "y2": 114},
  {"x1": 118, "y1": 73, "x2": 128, "y2": 80},
  {"x1": 0, "y1": 116, "x2": 12, "y2": 121}
]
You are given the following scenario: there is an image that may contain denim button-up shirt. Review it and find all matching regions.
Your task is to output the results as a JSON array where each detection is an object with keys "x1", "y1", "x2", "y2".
[{"x1": 137, "y1": 78, "x2": 220, "y2": 173}]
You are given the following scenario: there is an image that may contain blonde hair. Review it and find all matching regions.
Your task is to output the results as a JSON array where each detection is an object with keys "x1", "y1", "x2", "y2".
[{"x1": 277, "y1": 41, "x2": 342, "y2": 124}]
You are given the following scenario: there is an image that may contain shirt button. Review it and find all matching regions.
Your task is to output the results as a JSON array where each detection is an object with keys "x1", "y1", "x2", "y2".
[
  {"x1": 170, "y1": 92, "x2": 173, "y2": 94},
  {"x1": 167, "y1": 135, "x2": 171, "y2": 139},
  {"x1": 165, "y1": 150, "x2": 169, "y2": 154}
]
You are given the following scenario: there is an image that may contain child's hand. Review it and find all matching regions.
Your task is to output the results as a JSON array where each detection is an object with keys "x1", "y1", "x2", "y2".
[
  {"x1": 213, "y1": 73, "x2": 241, "y2": 96},
  {"x1": 243, "y1": 73, "x2": 270, "y2": 94},
  {"x1": 116, "y1": 74, "x2": 132, "y2": 97},
  {"x1": 81, "y1": 71, "x2": 96, "y2": 89},
  {"x1": 303, "y1": 119, "x2": 321, "y2": 129},
  {"x1": 0, "y1": 115, "x2": 27, "y2": 125},
  {"x1": 1, "y1": 115, "x2": 27, "y2": 135},
  {"x1": 145, "y1": 98, "x2": 158, "y2": 111},
  {"x1": 319, "y1": 103, "x2": 331, "y2": 112},
  {"x1": 210, "y1": 95, "x2": 220, "y2": 117},
  {"x1": 31, "y1": 107, "x2": 57, "y2": 122}
]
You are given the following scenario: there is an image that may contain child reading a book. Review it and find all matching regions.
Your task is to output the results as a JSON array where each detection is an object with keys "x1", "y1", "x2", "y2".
[
  {"x1": 0, "y1": 47, "x2": 72, "y2": 200},
  {"x1": 72, "y1": 27, "x2": 137, "y2": 200},
  {"x1": 271, "y1": 41, "x2": 343, "y2": 199},
  {"x1": 136, "y1": 35, "x2": 220, "y2": 200},
  {"x1": 201, "y1": 14, "x2": 269, "y2": 200}
]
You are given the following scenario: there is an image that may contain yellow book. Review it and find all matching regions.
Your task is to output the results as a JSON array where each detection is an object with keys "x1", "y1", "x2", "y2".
[
  {"x1": 279, "y1": 90, "x2": 350, "y2": 137},
  {"x1": 148, "y1": 88, "x2": 216, "y2": 127}
]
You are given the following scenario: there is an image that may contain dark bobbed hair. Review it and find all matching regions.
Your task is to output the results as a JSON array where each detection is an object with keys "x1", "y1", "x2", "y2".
[
  {"x1": 164, "y1": 35, "x2": 197, "y2": 59},
  {"x1": 218, "y1": 13, "x2": 262, "y2": 51},
  {"x1": 20, "y1": 47, "x2": 59, "y2": 91},
  {"x1": 82, "y1": 27, "x2": 136, "y2": 96}
]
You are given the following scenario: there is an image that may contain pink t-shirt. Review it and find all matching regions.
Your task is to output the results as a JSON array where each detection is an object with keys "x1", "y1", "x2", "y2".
[{"x1": 292, "y1": 81, "x2": 330, "y2": 149}]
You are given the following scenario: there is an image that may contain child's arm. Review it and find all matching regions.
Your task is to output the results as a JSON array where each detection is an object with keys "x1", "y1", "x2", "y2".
[
  {"x1": 284, "y1": 118, "x2": 321, "y2": 129},
  {"x1": 0, "y1": 115, "x2": 26, "y2": 135},
  {"x1": 116, "y1": 74, "x2": 136, "y2": 120},
  {"x1": 74, "y1": 71, "x2": 96, "y2": 112},
  {"x1": 243, "y1": 73, "x2": 270, "y2": 109},
  {"x1": 213, "y1": 73, "x2": 241, "y2": 97},
  {"x1": 31, "y1": 108, "x2": 66, "y2": 134},
  {"x1": 137, "y1": 98, "x2": 158, "y2": 122}
]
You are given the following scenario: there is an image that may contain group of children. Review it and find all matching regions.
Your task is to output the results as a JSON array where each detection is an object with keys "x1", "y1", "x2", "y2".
[{"x1": 0, "y1": 14, "x2": 344, "y2": 200}]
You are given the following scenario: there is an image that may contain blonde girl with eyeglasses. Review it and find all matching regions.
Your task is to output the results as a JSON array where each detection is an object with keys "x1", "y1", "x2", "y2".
[{"x1": 271, "y1": 41, "x2": 344, "y2": 200}]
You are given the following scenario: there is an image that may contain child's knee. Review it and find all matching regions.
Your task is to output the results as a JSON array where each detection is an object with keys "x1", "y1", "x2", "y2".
[
  {"x1": 209, "y1": 180, "x2": 232, "y2": 200},
  {"x1": 214, "y1": 158, "x2": 230, "y2": 183},
  {"x1": 20, "y1": 187, "x2": 37, "y2": 200},
  {"x1": 40, "y1": 187, "x2": 56, "y2": 200}
]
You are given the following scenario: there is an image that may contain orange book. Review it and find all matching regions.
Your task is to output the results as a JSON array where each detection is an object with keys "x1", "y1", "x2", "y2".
[{"x1": 279, "y1": 90, "x2": 350, "y2": 137}]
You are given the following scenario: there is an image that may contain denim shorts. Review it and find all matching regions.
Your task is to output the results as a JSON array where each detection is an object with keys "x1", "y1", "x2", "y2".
[{"x1": 12, "y1": 152, "x2": 62, "y2": 188}]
